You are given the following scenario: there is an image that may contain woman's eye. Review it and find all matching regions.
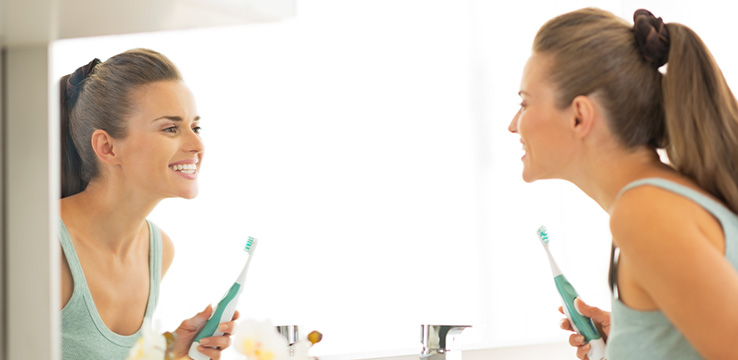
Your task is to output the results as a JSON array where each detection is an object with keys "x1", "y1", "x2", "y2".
[
  {"x1": 163, "y1": 126, "x2": 177, "y2": 133},
  {"x1": 193, "y1": 126, "x2": 202, "y2": 134}
]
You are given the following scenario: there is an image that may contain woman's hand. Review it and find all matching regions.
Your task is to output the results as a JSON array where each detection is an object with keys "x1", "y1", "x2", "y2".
[
  {"x1": 171, "y1": 305, "x2": 240, "y2": 360},
  {"x1": 559, "y1": 298, "x2": 610, "y2": 360}
]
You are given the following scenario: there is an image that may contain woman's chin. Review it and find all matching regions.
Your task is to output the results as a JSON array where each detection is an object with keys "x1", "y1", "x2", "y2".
[
  {"x1": 175, "y1": 187, "x2": 199, "y2": 200},
  {"x1": 181, "y1": 191, "x2": 199, "y2": 200},
  {"x1": 521, "y1": 169, "x2": 537, "y2": 183}
]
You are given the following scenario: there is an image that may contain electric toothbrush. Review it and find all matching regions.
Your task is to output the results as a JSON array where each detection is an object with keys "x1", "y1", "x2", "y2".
[
  {"x1": 188, "y1": 236, "x2": 258, "y2": 360},
  {"x1": 536, "y1": 226, "x2": 606, "y2": 360}
]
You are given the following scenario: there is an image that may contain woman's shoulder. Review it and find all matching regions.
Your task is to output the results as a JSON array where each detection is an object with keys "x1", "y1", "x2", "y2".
[{"x1": 610, "y1": 176, "x2": 722, "y2": 250}]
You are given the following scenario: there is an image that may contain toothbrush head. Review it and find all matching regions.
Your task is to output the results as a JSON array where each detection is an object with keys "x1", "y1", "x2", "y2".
[
  {"x1": 244, "y1": 236, "x2": 258, "y2": 254},
  {"x1": 536, "y1": 226, "x2": 550, "y2": 245}
]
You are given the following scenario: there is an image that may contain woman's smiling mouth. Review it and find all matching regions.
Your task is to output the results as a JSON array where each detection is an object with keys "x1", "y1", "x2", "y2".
[
  {"x1": 169, "y1": 163, "x2": 197, "y2": 174},
  {"x1": 169, "y1": 158, "x2": 199, "y2": 177}
]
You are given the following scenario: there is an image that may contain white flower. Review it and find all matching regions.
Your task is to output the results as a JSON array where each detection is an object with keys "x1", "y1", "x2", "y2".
[
  {"x1": 234, "y1": 319, "x2": 291, "y2": 360},
  {"x1": 126, "y1": 319, "x2": 168, "y2": 360}
]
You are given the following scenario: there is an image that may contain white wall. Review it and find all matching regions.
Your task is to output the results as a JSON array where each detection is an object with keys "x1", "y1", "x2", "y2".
[{"x1": 3, "y1": 0, "x2": 60, "y2": 359}]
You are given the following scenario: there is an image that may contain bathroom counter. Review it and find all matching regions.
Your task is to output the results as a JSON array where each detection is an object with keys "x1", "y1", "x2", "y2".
[{"x1": 318, "y1": 341, "x2": 574, "y2": 360}]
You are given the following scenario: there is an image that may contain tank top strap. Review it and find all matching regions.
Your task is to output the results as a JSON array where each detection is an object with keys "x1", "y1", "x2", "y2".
[
  {"x1": 615, "y1": 177, "x2": 729, "y2": 216},
  {"x1": 58, "y1": 218, "x2": 87, "y2": 293},
  {"x1": 145, "y1": 219, "x2": 162, "y2": 316}
]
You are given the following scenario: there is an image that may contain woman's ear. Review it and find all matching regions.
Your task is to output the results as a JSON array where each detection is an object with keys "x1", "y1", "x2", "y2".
[
  {"x1": 570, "y1": 95, "x2": 596, "y2": 138},
  {"x1": 90, "y1": 129, "x2": 120, "y2": 165}
]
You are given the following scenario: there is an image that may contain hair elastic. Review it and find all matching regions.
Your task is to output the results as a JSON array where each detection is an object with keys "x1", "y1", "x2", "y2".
[
  {"x1": 65, "y1": 58, "x2": 101, "y2": 105},
  {"x1": 633, "y1": 9, "x2": 670, "y2": 68}
]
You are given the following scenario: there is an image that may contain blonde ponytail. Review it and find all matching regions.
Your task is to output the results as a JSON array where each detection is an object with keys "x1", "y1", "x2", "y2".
[{"x1": 663, "y1": 24, "x2": 738, "y2": 213}]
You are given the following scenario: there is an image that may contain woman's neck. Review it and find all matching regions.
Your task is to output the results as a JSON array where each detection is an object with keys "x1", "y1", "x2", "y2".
[
  {"x1": 61, "y1": 179, "x2": 161, "y2": 255},
  {"x1": 568, "y1": 146, "x2": 673, "y2": 213}
]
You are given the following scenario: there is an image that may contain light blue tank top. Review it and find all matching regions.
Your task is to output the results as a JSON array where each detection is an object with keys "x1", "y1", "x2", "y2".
[
  {"x1": 607, "y1": 178, "x2": 738, "y2": 359},
  {"x1": 59, "y1": 219, "x2": 162, "y2": 360}
]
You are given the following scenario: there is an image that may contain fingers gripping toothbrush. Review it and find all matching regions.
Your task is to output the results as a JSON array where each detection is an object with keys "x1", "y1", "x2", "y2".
[
  {"x1": 536, "y1": 226, "x2": 606, "y2": 360},
  {"x1": 188, "y1": 236, "x2": 258, "y2": 360}
]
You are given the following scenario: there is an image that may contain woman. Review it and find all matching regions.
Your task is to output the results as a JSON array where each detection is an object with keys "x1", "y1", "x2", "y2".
[
  {"x1": 508, "y1": 8, "x2": 738, "y2": 360},
  {"x1": 59, "y1": 48, "x2": 236, "y2": 359}
]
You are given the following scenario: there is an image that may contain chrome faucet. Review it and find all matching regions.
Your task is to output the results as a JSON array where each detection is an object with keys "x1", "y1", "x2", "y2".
[
  {"x1": 420, "y1": 325, "x2": 471, "y2": 360},
  {"x1": 276, "y1": 325, "x2": 300, "y2": 355}
]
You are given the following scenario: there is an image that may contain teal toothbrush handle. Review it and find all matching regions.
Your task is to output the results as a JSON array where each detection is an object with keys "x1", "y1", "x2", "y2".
[
  {"x1": 188, "y1": 282, "x2": 242, "y2": 360},
  {"x1": 554, "y1": 274, "x2": 606, "y2": 359},
  {"x1": 554, "y1": 274, "x2": 606, "y2": 360},
  {"x1": 195, "y1": 282, "x2": 241, "y2": 342},
  {"x1": 554, "y1": 274, "x2": 601, "y2": 340}
]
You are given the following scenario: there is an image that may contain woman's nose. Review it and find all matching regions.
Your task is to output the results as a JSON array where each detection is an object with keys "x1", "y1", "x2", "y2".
[
  {"x1": 185, "y1": 128, "x2": 205, "y2": 153},
  {"x1": 508, "y1": 112, "x2": 519, "y2": 133}
]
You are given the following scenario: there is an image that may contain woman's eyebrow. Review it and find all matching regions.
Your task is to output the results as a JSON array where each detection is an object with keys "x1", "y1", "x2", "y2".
[{"x1": 151, "y1": 115, "x2": 201, "y2": 122}]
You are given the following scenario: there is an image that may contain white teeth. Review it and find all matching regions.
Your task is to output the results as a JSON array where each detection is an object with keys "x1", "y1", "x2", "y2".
[{"x1": 170, "y1": 163, "x2": 197, "y2": 173}]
